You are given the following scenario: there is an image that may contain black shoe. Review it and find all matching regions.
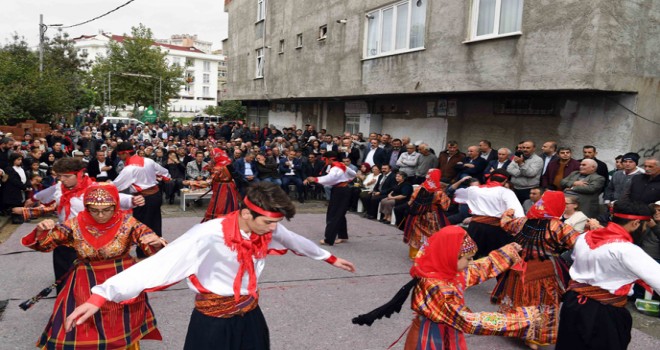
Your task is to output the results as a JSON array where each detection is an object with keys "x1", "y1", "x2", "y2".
[
  {"x1": 366, "y1": 215, "x2": 376, "y2": 220},
  {"x1": 298, "y1": 198, "x2": 305, "y2": 203},
  {"x1": 169, "y1": 197, "x2": 175, "y2": 205}
]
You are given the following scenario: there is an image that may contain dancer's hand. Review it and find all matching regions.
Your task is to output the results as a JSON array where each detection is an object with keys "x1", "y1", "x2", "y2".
[
  {"x1": 140, "y1": 233, "x2": 167, "y2": 248},
  {"x1": 132, "y1": 195, "x2": 145, "y2": 207},
  {"x1": 333, "y1": 257, "x2": 356, "y2": 273},
  {"x1": 36, "y1": 219, "x2": 55, "y2": 232},
  {"x1": 511, "y1": 242, "x2": 523, "y2": 252},
  {"x1": 65, "y1": 302, "x2": 100, "y2": 332}
]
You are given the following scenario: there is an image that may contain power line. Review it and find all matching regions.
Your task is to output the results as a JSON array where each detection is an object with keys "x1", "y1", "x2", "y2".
[
  {"x1": 59, "y1": 0, "x2": 137, "y2": 29},
  {"x1": 605, "y1": 95, "x2": 660, "y2": 127}
]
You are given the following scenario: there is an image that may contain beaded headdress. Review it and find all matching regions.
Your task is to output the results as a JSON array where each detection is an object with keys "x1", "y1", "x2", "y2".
[
  {"x1": 83, "y1": 183, "x2": 118, "y2": 207},
  {"x1": 460, "y1": 233, "x2": 478, "y2": 258}
]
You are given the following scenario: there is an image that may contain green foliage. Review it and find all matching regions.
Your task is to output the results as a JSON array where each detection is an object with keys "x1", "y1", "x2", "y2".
[
  {"x1": 0, "y1": 33, "x2": 90, "y2": 122},
  {"x1": 88, "y1": 24, "x2": 184, "y2": 113},
  {"x1": 218, "y1": 100, "x2": 247, "y2": 121},
  {"x1": 203, "y1": 105, "x2": 221, "y2": 116}
]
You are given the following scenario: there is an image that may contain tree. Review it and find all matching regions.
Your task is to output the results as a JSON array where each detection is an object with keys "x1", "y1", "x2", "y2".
[
  {"x1": 218, "y1": 100, "x2": 247, "y2": 121},
  {"x1": 88, "y1": 24, "x2": 184, "y2": 115},
  {"x1": 203, "y1": 105, "x2": 221, "y2": 116}
]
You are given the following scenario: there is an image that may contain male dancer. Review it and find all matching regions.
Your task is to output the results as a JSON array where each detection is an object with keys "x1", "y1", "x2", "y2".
[
  {"x1": 20, "y1": 158, "x2": 144, "y2": 291},
  {"x1": 454, "y1": 169, "x2": 524, "y2": 257},
  {"x1": 65, "y1": 182, "x2": 355, "y2": 349},
  {"x1": 556, "y1": 200, "x2": 660, "y2": 350},
  {"x1": 304, "y1": 151, "x2": 357, "y2": 246},
  {"x1": 114, "y1": 142, "x2": 170, "y2": 242}
]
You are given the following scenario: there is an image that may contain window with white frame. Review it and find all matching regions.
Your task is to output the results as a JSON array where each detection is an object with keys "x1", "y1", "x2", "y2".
[
  {"x1": 365, "y1": 0, "x2": 426, "y2": 58},
  {"x1": 203, "y1": 86, "x2": 210, "y2": 97},
  {"x1": 318, "y1": 25, "x2": 328, "y2": 40},
  {"x1": 255, "y1": 48, "x2": 264, "y2": 78},
  {"x1": 296, "y1": 33, "x2": 303, "y2": 48},
  {"x1": 469, "y1": 0, "x2": 523, "y2": 40},
  {"x1": 203, "y1": 73, "x2": 210, "y2": 84},
  {"x1": 172, "y1": 57, "x2": 181, "y2": 66},
  {"x1": 278, "y1": 39, "x2": 285, "y2": 54},
  {"x1": 203, "y1": 61, "x2": 211, "y2": 72},
  {"x1": 257, "y1": 0, "x2": 266, "y2": 21}
]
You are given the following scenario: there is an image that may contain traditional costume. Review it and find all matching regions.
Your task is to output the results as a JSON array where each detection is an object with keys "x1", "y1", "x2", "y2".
[
  {"x1": 113, "y1": 151, "x2": 170, "y2": 240},
  {"x1": 27, "y1": 169, "x2": 135, "y2": 291},
  {"x1": 202, "y1": 148, "x2": 240, "y2": 222},
  {"x1": 310, "y1": 152, "x2": 357, "y2": 246},
  {"x1": 494, "y1": 190, "x2": 579, "y2": 346},
  {"x1": 454, "y1": 173, "x2": 524, "y2": 257},
  {"x1": 81, "y1": 198, "x2": 344, "y2": 349},
  {"x1": 403, "y1": 169, "x2": 451, "y2": 259},
  {"x1": 22, "y1": 183, "x2": 164, "y2": 349},
  {"x1": 353, "y1": 226, "x2": 546, "y2": 350},
  {"x1": 556, "y1": 214, "x2": 660, "y2": 350}
]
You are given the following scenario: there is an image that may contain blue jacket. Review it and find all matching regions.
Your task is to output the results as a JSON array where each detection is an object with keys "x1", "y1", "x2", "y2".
[
  {"x1": 278, "y1": 157, "x2": 303, "y2": 179},
  {"x1": 233, "y1": 157, "x2": 259, "y2": 184}
]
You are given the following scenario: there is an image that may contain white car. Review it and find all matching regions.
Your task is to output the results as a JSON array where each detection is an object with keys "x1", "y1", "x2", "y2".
[
  {"x1": 191, "y1": 115, "x2": 222, "y2": 126},
  {"x1": 102, "y1": 117, "x2": 146, "y2": 129}
]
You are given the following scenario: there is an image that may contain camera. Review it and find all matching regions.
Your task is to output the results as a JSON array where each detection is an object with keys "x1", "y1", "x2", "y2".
[{"x1": 514, "y1": 151, "x2": 524, "y2": 158}]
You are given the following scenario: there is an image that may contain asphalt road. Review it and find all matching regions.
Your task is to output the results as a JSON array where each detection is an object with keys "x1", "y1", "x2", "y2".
[{"x1": 0, "y1": 207, "x2": 658, "y2": 349}]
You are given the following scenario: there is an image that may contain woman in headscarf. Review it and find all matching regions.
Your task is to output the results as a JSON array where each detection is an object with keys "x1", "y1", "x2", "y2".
[
  {"x1": 352, "y1": 226, "x2": 546, "y2": 350},
  {"x1": 202, "y1": 148, "x2": 240, "y2": 222},
  {"x1": 403, "y1": 169, "x2": 451, "y2": 259},
  {"x1": 21, "y1": 182, "x2": 166, "y2": 350},
  {"x1": 495, "y1": 190, "x2": 580, "y2": 349}
]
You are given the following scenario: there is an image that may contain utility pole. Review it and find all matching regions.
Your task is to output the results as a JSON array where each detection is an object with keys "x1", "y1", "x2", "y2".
[{"x1": 39, "y1": 14, "x2": 44, "y2": 73}]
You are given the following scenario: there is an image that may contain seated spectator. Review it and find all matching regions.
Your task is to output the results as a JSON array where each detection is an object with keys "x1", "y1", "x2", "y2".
[
  {"x1": 561, "y1": 195, "x2": 588, "y2": 233},
  {"x1": 233, "y1": 152, "x2": 259, "y2": 195},
  {"x1": 279, "y1": 152, "x2": 304, "y2": 203},
  {"x1": 87, "y1": 149, "x2": 117, "y2": 182},
  {"x1": 364, "y1": 164, "x2": 396, "y2": 220},
  {"x1": 522, "y1": 187, "x2": 544, "y2": 213},
  {"x1": 541, "y1": 146, "x2": 580, "y2": 190},
  {"x1": 560, "y1": 159, "x2": 606, "y2": 218},
  {"x1": 162, "y1": 150, "x2": 186, "y2": 204},
  {"x1": 483, "y1": 148, "x2": 512, "y2": 179},
  {"x1": 186, "y1": 151, "x2": 210, "y2": 180},
  {"x1": 445, "y1": 176, "x2": 480, "y2": 225},
  {"x1": 378, "y1": 172, "x2": 413, "y2": 225},
  {"x1": 256, "y1": 153, "x2": 282, "y2": 186}
]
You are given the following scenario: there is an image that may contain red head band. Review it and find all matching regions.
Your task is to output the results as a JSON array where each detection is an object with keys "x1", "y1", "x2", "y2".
[
  {"x1": 243, "y1": 197, "x2": 284, "y2": 218},
  {"x1": 490, "y1": 173, "x2": 509, "y2": 181},
  {"x1": 118, "y1": 150, "x2": 134, "y2": 155},
  {"x1": 612, "y1": 213, "x2": 652, "y2": 221}
]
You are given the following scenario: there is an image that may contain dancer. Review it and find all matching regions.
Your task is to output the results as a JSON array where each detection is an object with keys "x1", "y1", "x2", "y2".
[
  {"x1": 556, "y1": 200, "x2": 660, "y2": 350},
  {"x1": 202, "y1": 148, "x2": 240, "y2": 222},
  {"x1": 495, "y1": 190, "x2": 579, "y2": 348},
  {"x1": 304, "y1": 151, "x2": 357, "y2": 246},
  {"x1": 22, "y1": 182, "x2": 166, "y2": 349},
  {"x1": 403, "y1": 169, "x2": 451, "y2": 259},
  {"x1": 353, "y1": 226, "x2": 546, "y2": 350},
  {"x1": 65, "y1": 182, "x2": 355, "y2": 349}
]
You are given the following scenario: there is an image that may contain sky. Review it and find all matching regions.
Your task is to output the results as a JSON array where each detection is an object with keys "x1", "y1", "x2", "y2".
[{"x1": 0, "y1": 0, "x2": 228, "y2": 50}]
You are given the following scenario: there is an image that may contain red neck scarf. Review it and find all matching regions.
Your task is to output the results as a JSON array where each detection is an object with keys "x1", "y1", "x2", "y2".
[
  {"x1": 221, "y1": 211, "x2": 273, "y2": 302},
  {"x1": 58, "y1": 170, "x2": 93, "y2": 219},
  {"x1": 212, "y1": 148, "x2": 231, "y2": 167},
  {"x1": 421, "y1": 169, "x2": 442, "y2": 192},
  {"x1": 76, "y1": 183, "x2": 125, "y2": 250},
  {"x1": 585, "y1": 222, "x2": 633, "y2": 249},
  {"x1": 331, "y1": 161, "x2": 346, "y2": 172},
  {"x1": 527, "y1": 190, "x2": 566, "y2": 220},
  {"x1": 125, "y1": 154, "x2": 145, "y2": 167},
  {"x1": 410, "y1": 226, "x2": 468, "y2": 288}
]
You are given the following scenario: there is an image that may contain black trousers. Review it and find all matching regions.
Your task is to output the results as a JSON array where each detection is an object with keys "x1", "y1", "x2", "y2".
[
  {"x1": 556, "y1": 291, "x2": 632, "y2": 350},
  {"x1": 53, "y1": 246, "x2": 77, "y2": 294},
  {"x1": 162, "y1": 178, "x2": 184, "y2": 199},
  {"x1": 133, "y1": 189, "x2": 163, "y2": 258},
  {"x1": 466, "y1": 221, "x2": 514, "y2": 258},
  {"x1": 323, "y1": 186, "x2": 351, "y2": 245},
  {"x1": 366, "y1": 194, "x2": 387, "y2": 218},
  {"x1": 184, "y1": 307, "x2": 270, "y2": 350}
]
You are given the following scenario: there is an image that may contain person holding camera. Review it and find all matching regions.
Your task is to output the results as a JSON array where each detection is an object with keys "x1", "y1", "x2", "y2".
[{"x1": 507, "y1": 140, "x2": 544, "y2": 204}]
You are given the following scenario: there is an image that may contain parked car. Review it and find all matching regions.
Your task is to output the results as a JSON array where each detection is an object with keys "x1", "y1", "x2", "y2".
[
  {"x1": 191, "y1": 115, "x2": 222, "y2": 126},
  {"x1": 102, "y1": 116, "x2": 145, "y2": 129}
]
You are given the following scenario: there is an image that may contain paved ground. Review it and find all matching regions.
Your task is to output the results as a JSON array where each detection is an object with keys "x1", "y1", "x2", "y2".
[{"x1": 0, "y1": 200, "x2": 659, "y2": 349}]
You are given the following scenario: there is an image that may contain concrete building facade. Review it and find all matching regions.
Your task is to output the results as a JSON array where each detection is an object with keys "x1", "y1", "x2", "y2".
[
  {"x1": 74, "y1": 33, "x2": 223, "y2": 117},
  {"x1": 224, "y1": 0, "x2": 659, "y2": 164}
]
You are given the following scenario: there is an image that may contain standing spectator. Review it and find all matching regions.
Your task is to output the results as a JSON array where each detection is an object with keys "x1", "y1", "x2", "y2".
[
  {"x1": 561, "y1": 159, "x2": 606, "y2": 218},
  {"x1": 454, "y1": 145, "x2": 488, "y2": 183},
  {"x1": 604, "y1": 152, "x2": 643, "y2": 205},
  {"x1": 484, "y1": 148, "x2": 512, "y2": 179},
  {"x1": 396, "y1": 143, "x2": 420, "y2": 179},
  {"x1": 478, "y1": 140, "x2": 497, "y2": 162},
  {"x1": 623, "y1": 156, "x2": 660, "y2": 205},
  {"x1": 361, "y1": 139, "x2": 387, "y2": 168},
  {"x1": 3, "y1": 153, "x2": 30, "y2": 223},
  {"x1": 541, "y1": 147, "x2": 580, "y2": 190},
  {"x1": 437, "y1": 140, "x2": 465, "y2": 183},
  {"x1": 386, "y1": 138, "x2": 403, "y2": 170},
  {"x1": 338, "y1": 138, "x2": 360, "y2": 166},
  {"x1": 507, "y1": 140, "x2": 543, "y2": 204},
  {"x1": 609, "y1": 155, "x2": 624, "y2": 179},
  {"x1": 581, "y1": 145, "x2": 609, "y2": 189},
  {"x1": 540, "y1": 141, "x2": 558, "y2": 176},
  {"x1": 414, "y1": 143, "x2": 438, "y2": 185},
  {"x1": 87, "y1": 149, "x2": 117, "y2": 182},
  {"x1": 77, "y1": 130, "x2": 99, "y2": 154}
]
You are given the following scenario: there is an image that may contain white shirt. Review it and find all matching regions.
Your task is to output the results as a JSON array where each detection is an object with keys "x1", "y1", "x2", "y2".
[
  {"x1": 454, "y1": 186, "x2": 525, "y2": 218},
  {"x1": 570, "y1": 235, "x2": 660, "y2": 295},
  {"x1": 113, "y1": 157, "x2": 170, "y2": 193},
  {"x1": 244, "y1": 162, "x2": 254, "y2": 177},
  {"x1": 315, "y1": 165, "x2": 357, "y2": 186},
  {"x1": 13, "y1": 166, "x2": 26, "y2": 184},
  {"x1": 97, "y1": 159, "x2": 108, "y2": 178},
  {"x1": 34, "y1": 182, "x2": 135, "y2": 223},
  {"x1": 364, "y1": 148, "x2": 377, "y2": 167},
  {"x1": 91, "y1": 218, "x2": 332, "y2": 301}
]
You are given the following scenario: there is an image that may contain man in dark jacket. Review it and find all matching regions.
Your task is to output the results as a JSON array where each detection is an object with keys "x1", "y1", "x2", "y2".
[
  {"x1": 87, "y1": 149, "x2": 118, "y2": 182},
  {"x1": 361, "y1": 139, "x2": 388, "y2": 168},
  {"x1": 364, "y1": 164, "x2": 396, "y2": 220},
  {"x1": 541, "y1": 147, "x2": 580, "y2": 190},
  {"x1": 623, "y1": 156, "x2": 660, "y2": 205}
]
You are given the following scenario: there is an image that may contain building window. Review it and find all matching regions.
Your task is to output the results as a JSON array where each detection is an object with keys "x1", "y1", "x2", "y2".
[
  {"x1": 81, "y1": 48, "x2": 88, "y2": 55},
  {"x1": 469, "y1": 0, "x2": 523, "y2": 40},
  {"x1": 218, "y1": 71, "x2": 227, "y2": 77},
  {"x1": 203, "y1": 86, "x2": 210, "y2": 97},
  {"x1": 257, "y1": 0, "x2": 266, "y2": 22},
  {"x1": 203, "y1": 73, "x2": 210, "y2": 84},
  {"x1": 365, "y1": 0, "x2": 426, "y2": 58},
  {"x1": 278, "y1": 39, "x2": 285, "y2": 54},
  {"x1": 203, "y1": 61, "x2": 211, "y2": 72},
  {"x1": 255, "y1": 48, "x2": 264, "y2": 78},
  {"x1": 296, "y1": 33, "x2": 303, "y2": 48},
  {"x1": 318, "y1": 25, "x2": 328, "y2": 40},
  {"x1": 345, "y1": 116, "x2": 360, "y2": 135},
  {"x1": 172, "y1": 57, "x2": 181, "y2": 66}
]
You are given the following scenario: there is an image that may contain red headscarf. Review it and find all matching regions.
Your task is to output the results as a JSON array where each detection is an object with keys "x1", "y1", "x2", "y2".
[
  {"x1": 76, "y1": 182, "x2": 126, "y2": 250},
  {"x1": 421, "y1": 169, "x2": 442, "y2": 192},
  {"x1": 410, "y1": 226, "x2": 477, "y2": 288},
  {"x1": 58, "y1": 169, "x2": 94, "y2": 219},
  {"x1": 527, "y1": 190, "x2": 565, "y2": 220},
  {"x1": 212, "y1": 148, "x2": 231, "y2": 167}
]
